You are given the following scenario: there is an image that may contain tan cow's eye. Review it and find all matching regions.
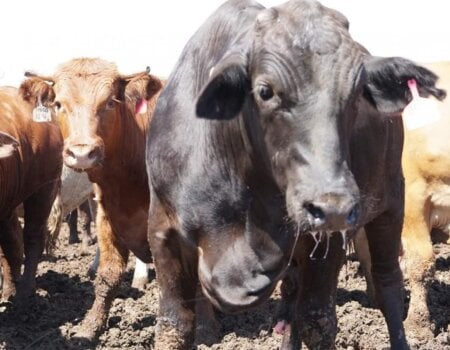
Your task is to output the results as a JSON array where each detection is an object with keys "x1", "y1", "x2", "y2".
[{"x1": 54, "y1": 101, "x2": 64, "y2": 113}]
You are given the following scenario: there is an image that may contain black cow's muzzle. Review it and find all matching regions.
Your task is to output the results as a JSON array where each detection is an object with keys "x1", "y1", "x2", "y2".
[{"x1": 304, "y1": 197, "x2": 360, "y2": 231}]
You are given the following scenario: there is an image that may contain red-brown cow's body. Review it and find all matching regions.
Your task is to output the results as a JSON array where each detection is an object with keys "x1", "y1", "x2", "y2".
[
  {"x1": 0, "y1": 86, "x2": 62, "y2": 300},
  {"x1": 24, "y1": 58, "x2": 163, "y2": 339}
]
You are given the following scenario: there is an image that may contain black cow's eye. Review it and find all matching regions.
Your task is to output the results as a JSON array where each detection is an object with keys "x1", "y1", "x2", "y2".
[
  {"x1": 258, "y1": 85, "x2": 274, "y2": 101},
  {"x1": 54, "y1": 101, "x2": 61, "y2": 110}
]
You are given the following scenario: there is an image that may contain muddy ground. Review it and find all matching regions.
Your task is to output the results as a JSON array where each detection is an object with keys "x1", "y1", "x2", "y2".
[{"x1": 0, "y1": 223, "x2": 449, "y2": 350}]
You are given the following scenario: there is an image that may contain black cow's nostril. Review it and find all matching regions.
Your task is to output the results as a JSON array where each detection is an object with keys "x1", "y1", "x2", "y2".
[
  {"x1": 305, "y1": 203, "x2": 325, "y2": 221},
  {"x1": 347, "y1": 204, "x2": 359, "y2": 226}
]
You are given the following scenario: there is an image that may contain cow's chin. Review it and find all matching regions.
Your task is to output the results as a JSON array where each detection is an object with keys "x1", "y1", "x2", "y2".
[{"x1": 198, "y1": 258, "x2": 278, "y2": 314}]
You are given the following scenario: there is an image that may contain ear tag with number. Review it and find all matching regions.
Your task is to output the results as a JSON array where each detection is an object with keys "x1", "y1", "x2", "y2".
[
  {"x1": 32, "y1": 101, "x2": 52, "y2": 122},
  {"x1": 135, "y1": 98, "x2": 148, "y2": 115},
  {"x1": 402, "y1": 79, "x2": 442, "y2": 130}
]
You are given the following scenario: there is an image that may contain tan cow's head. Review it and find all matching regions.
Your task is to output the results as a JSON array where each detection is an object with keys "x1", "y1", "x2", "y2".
[{"x1": 22, "y1": 58, "x2": 163, "y2": 171}]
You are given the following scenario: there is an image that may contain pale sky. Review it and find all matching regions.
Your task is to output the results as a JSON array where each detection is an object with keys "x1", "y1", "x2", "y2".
[{"x1": 0, "y1": 0, "x2": 449, "y2": 86}]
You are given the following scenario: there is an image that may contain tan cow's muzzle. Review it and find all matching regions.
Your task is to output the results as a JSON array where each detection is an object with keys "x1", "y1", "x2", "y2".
[{"x1": 63, "y1": 143, "x2": 103, "y2": 171}]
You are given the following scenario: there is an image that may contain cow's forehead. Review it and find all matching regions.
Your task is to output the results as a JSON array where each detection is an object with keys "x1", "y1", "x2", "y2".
[
  {"x1": 249, "y1": 0, "x2": 364, "y2": 94},
  {"x1": 254, "y1": 0, "x2": 357, "y2": 60},
  {"x1": 53, "y1": 58, "x2": 120, "y2": 105}
]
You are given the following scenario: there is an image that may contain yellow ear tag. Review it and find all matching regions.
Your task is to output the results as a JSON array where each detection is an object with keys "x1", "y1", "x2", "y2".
[{"x1": 402, "y1": 79, "x2": 441, "y2": 130}]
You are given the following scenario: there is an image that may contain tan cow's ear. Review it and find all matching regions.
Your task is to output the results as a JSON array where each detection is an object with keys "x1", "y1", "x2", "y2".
[
  {"x1": 19, "y1": 76, "x2": 55, "y2": 107},
  {"x1": 0, "y1": 131, "x2": 19, "y2": 159}
]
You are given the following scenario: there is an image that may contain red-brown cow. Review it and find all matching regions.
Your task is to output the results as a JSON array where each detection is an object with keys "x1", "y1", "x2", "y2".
[
  {"x1": 23, "y1": 58, "x2": 163, "y2": 340},
  {"x1": 0, "y1": 85, "x2": 62, "y2": 301}
]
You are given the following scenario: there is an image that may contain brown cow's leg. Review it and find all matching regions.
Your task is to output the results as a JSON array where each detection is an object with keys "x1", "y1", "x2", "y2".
[
  {"x1": 148, "y1": 192, "x2": 197, "y2": 350},
  {"x1": 365, "y1": 209, "x2": 409, "y2": 350},
  {"x1": 78, "y1": 199, "x2": 95, "y2": 254},
  {"x1": 46, "y1": 192, "x2": 62, "y2": 256},
  {"x1": 0, "y1": 213, "x2": 23, "y2": 300},
  {"x1": 73, "y1": 203, "x2": 128, "y2": 340},
  {"x1": 20, "y1": 181, "x2": 59, "y2": 298},
  {"x1": 297, "y1": 234, "x2": 345, "y2": 350},
  {"x1": 401, "y1": 194, "x2": 434, "y2": 340}
]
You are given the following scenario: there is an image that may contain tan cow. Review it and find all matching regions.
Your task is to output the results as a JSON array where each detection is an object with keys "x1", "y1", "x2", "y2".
[
  {"x1": 355, "y1": 61, "x2": 449, "y2": 340},
  {"x1": 22, "y1": 58, "x2": 163, "y2": 340},
  {"x1": 0, "y1": 84, "x2": 62, "y2": 300}
]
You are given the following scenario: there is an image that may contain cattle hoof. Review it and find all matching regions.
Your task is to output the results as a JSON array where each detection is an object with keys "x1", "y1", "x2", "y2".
[
  {"x1": 195, "y1": 318, "x2": 220, "y2": 346},
  {"x1": 87, "y1": 269, "x2": 96, "y2": 280},
  {"x1": 68, "y1": 236, "x2": 80, "y2": 245},
  {"x1": 79, "y1": 241, "x2": 93, "y2": 256},
  {"x1": 15, "y1": 281, "x2": 35, "y2": 302},
  {"x1": 155, "y1": 318, "x2": 193, "y2": 350},
  {"x1": 404, "y1": 315, "x2": 434, "y2": 341},
  {"x1": 0, "y1": 285, "x2": 17, "y2": 302},
  {"x1": 71, "y1": 323, "x2": 98, "y2": 342}
]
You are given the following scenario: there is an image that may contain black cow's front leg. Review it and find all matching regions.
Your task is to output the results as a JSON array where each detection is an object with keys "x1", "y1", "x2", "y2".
[
  {"x1": 148, "y1": 194, "x2": 197, "y2": 350},
  {"x1": 298, "y1": 234, "x2": 345, "y2": 350},
  {"x1": 365, "y1": 209, "x2": 409, "y2": 350}
]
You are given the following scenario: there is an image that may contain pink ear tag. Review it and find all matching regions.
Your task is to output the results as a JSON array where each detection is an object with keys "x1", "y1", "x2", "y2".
[
  {"x1": 135, "y1": 98, "x2": 148, "y2": 115},
  {"x1": 402, "y1": 79, "x2": 441, "y2": 130}
]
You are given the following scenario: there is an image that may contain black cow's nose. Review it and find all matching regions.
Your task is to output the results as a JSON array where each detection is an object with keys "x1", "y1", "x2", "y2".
[
  {"x1": 305, "y1": 203, "x2": 326, "y2": 225},
  {"x1": 304, "y1": 199, "x2": 359, "y2": 230}
]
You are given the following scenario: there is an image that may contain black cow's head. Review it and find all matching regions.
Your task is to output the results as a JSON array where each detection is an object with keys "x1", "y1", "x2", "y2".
[
  {"x1": 197, "y1": 0, "x2": 444, "y2": 234},
  {"x1": 193, "y1": 0, "x2": 445, "y2": 312}
]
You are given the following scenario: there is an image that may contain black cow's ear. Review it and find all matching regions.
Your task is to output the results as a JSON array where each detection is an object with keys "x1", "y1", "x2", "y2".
[
  {"x1": 196, "y1": 62, "x2": 250, "y2": 120},
  {"x1": 363, "y1": 57, "x2": 446, "y2": 116}
]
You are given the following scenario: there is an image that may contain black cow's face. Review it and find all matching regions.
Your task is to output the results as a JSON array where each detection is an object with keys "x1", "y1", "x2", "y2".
[
  {"x1": 198, "y1": 1, "x2": 363, "y2": 236},
  {"x1": 250, "y1": 3, "x2": 363, "y2": 234},
  {"x1": 195, "y1": 0, "x2": 445, "y2": 310}
]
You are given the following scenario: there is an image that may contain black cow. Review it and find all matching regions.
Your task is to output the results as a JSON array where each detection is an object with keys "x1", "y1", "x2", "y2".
[{"x1": 146, "y1": 0, "x2": 445, "y2": 349}]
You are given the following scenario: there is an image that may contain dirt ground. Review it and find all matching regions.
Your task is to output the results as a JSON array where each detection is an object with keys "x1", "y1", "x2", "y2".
[{"x1": 0, "y1": 223, "x2": 449, "y2": 350}]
